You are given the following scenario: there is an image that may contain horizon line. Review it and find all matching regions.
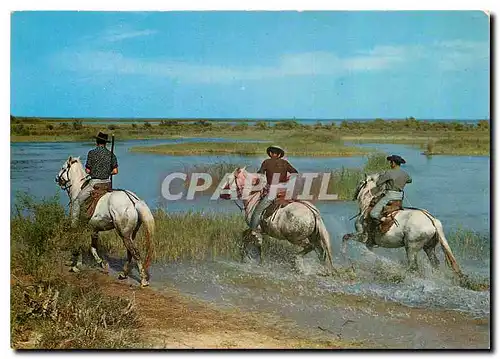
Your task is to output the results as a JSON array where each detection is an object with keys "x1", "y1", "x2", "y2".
[{"x1": 10, "y1": 115, "x2": 489, "y2": 122}]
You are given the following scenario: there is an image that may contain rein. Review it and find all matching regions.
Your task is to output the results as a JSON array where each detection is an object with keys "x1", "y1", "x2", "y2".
[
  {"x1": 232, "y1": 172, "x2": 263, "y2": 214},
  {"x1": 56, "y1": 159, "x2": 90, "y2": 202}
]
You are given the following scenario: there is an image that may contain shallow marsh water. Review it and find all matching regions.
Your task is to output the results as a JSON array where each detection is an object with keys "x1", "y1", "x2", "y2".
[{"x1": 11, "y1": 138, "x2": 490, "y2": 348}]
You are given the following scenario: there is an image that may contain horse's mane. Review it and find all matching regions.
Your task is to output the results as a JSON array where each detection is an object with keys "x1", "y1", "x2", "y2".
[{"x1": 65, "y1": 156, "x2": 86, "y2": 177}]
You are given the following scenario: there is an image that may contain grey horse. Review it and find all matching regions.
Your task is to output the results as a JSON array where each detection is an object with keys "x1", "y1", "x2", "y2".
[
  {"x1": 56, "y1": 156, "x2": 155, "y2": 287},
  {"x1": 342, "y1": 173, "x2": 463, "y2": 277},
  {"x1": 222, "y1": 167, "x2": 334, "y2": 274}
]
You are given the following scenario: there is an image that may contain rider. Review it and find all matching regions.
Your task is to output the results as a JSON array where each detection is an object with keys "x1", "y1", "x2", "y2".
[
  {"x1": 369, "y1": 154, "x2": 411, "y2": 223},
  {"x1": 70, "y1": 131, "x2": 118, "y2": 228},
  {"x1": 249, "y1": 145, "x2": 298, "y2": 231}
]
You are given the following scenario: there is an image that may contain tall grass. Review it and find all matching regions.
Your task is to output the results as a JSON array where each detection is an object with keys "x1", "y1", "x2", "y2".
[
  {"x1": 98, "y1": 209, "x2": 298, "y2": 263},
  {"x1": 11, "y1": 194, "x2": 139, "y2": 349},
  {"x1": 421, "y1": 137, "x2": 490, "y2": 156},
  {"x1": 328, "y1": 153, "x2": 388, "y2": 200},
  {"x1": 183, "y1": 161, "x2": 254, "y2": 192},
  {"x1": 446, "y1": 229, "x2": 490, "y2": 260}
]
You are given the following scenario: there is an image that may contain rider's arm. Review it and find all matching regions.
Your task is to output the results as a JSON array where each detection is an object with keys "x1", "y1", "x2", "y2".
[
  {"x1": 257, "y1": 160, "x2": 267, "y2": 174},
  {"x1": 111, "y1": 153, "x2": 118, "y2": 175},
  {"x1": 286, "y1": 161, "x2": 298, "y2": 174},
  {"x1": 85, "y1": 150, "x2": 93, "y2": 172},
  {"x1": 376, "y1": 171, "x2": 390, "y2": 187}
]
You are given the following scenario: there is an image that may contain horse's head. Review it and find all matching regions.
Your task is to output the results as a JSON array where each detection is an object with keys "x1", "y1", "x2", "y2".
[
  {"x1": 219, "y1": 166, "x2": 264, "y2": 200},
  {"x1": 55, "y1": 156, "x2": 82, "y2": 190},
  {"x1": 353, "y1": 172, "x2": 379, "y2": 201}
]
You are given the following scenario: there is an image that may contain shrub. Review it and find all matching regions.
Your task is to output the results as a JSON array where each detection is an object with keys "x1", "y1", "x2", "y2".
[
  {"x1": 159, "y1": 120, "x2": 179, "y2": 127},
  {"x1": 12, "y1": 124, "x2": 30, "y2": 136},
  {"x1": 255, "y1": 121, "x2": 268, "y2": 130},
  {"x1": 72, "y1": 120, "x2": 83, "y2": 131},
  {"x1": 477, "y1": 120, "x2": 490, "y2": 131},
  {"x1": 143, "y1": 122, "x2": 152, "y2": 129},
  {"x1": 195, "y1": 119, "x2": 212, "y2": 127},
  {"x1": 10, "y1": 194, "x2": 140, "y2": 349},
  {"x1": 274, "y1": 120, "x2": 300, "y2": 130},
  {"x1": 233, "y1": 122, "x2": 249, "y2": 131},
  {"x1": 11, "y1": 193, "x2": 68, "y2": 275}
]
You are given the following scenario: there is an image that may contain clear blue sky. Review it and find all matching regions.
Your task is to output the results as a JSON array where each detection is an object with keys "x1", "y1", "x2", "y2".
[{"x1": 11, "y1": 11, "x2": 489, "y2": 119}]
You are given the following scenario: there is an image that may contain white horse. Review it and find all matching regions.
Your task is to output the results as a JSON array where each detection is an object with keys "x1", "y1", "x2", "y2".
[
  {"x1": 222, "y1": 167, "x2": 334, "y2": 274},
  {"x1": 55, "y1": 156, "x2": 155, "y2": 287},
  {"x1": 342, "y1": 173, "x2": 463, "y2": 277}
]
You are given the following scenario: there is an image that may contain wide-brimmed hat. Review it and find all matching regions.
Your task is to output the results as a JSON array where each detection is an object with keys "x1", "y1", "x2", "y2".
[
  {"x1": 95, "y1": 131, "x2": 109, "y2": 142},
  {"x1": 386, "y1": 154, "x2": 406, "y2": 165},
  {"x1": 266, "y1": 145, "x2": 285, "y2": 158}
]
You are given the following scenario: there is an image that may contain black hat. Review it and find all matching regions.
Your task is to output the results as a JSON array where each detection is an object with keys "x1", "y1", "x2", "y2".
[
  {"x1": 266, "y1": 145, "x2": 285, "y2": 158},
  {"x1": 95, "y1": 132, "x2": 109, "y2": 142},
  {"x1": 386, "y1": 155, "x2": 406, "y2": 165}
]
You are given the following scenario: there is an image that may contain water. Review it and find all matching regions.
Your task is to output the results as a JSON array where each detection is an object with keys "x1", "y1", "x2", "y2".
[
  {"x1": 10, "y1": 138, "x2": 490, "y2": 235},
  {"x1": 10, "y1": 138, "x2": 490, "y2": 347}
]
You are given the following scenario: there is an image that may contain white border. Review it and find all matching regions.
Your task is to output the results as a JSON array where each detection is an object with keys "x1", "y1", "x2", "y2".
[{"x1": 3, "y1": 1, "x2": 496, "y2": 358}]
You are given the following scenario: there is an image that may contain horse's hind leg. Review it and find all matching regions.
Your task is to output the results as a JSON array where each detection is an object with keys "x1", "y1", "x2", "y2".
[
  {"x1": 405, "y1": 246, "x2": 419, "y2": 272},
  {"x1": 424, "y1": 246, "x2": 440, "y2": 269},
  {"x1": 122, "y1": 236, "x2": 149, "y2": 287},
  {"x1": 423, "y1": 236, "x2": 440, "y2": 269},
  {"x1": 241, "y1": 230, "x2": 263, "y2": 265},
  {"x1": 118, "y1": 250, "x2": 133, "y2": 280},
  {"x1": 69, "y1": 250, "x2": 83, "y2": 272},
  {"x1": 90, "y1": 231, "x2": 109, "y2": 272}
]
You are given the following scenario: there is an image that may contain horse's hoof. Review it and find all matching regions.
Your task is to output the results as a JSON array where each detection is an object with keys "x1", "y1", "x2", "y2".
[
  {"x1": 118, "y1": 272, "x2": 128, "y2": 280},
  {"x1": 69, "y1": 266, "x2": 80, "y2": 273},
  {"x1": 100, "y1": 261, "x2": 109, "y2": 273},
  {"x1": 140, "y1": 280, "x2": 150, "y2": 288}
]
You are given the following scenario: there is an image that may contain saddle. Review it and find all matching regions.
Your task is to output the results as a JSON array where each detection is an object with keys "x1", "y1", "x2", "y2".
[
  {"x1": 85, "y1": 183, "x2": 112, "y2": 219},
  {"x1": 367, "y1": 198, "x2": 403, "y2": 234},
  {"x1": 262, "y1": 189, "x2": 294, "y2": 220}
]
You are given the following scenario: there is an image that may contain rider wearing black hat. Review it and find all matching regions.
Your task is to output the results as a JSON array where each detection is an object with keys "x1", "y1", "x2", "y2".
[
  {"x1": 70, "y1": 131, "x2": 118, "y2": 227},
  {"x1": 369, "y1": 154, "x2": 412, "y2": 222}
]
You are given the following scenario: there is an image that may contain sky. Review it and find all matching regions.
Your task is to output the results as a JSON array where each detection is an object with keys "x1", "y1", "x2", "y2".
[{"x1": 10, "y1": 11, "x2": 490, "y2": 120}]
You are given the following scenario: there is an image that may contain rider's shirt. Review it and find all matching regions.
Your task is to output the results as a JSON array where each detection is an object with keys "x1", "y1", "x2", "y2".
[
  {"x1": 257, "y1": 158, "x2": 298, "y2": 185},
  {"x1": 376, "y1": 168, "x2": 412, "y2": 192},
  {"x1": 85, "y1": 146, "x2": 118, "y2": 180}
]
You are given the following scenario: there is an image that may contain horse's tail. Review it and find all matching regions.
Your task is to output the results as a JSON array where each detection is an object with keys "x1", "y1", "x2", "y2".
[
  {"x1": 314, "y1": 215, "x2": 335, "y2": 273},
  {"x1": 416, "y1": 208, "x2": 463, "y2": 277},
  {"x1": 433, "y1": 218, "x2": 463, "y2": 277},
  {"x1": 301, "y1": 202, "x2": 334, "y2": 273},
  {"x1": 135, "y1": 200, "x2": 155, "y2": 271}
]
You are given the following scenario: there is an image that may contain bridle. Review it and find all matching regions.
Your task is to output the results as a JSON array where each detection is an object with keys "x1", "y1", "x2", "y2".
[
  {"x1": 56, "y1": 160, "x2": 75, "y2": 193},
  {"x1": 230, "y1": 172, "x2": 244, "y2": 211},
  {"x1": 55, "y1": 159, "x2": 90, "y2": 198},
  {"x1": 353, "y1": 179, "x2": 368, "y2": 201},
  {"x1": 231, "y1": 171, "x2": 264, "y2": 212},
  {"x1": 349, "y1": 178, "x2": 373, "y2": 221}
]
